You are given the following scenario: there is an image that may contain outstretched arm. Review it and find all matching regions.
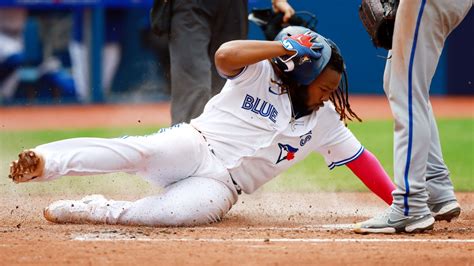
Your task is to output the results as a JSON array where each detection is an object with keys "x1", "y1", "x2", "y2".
[{"x1": 346, "y1": 149, "x2": 395, "y2": 205}]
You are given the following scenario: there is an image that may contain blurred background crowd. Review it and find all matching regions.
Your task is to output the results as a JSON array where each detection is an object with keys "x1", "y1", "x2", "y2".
[{"x1": 0, "y1": 0, "x2": 472, "y2": 106}]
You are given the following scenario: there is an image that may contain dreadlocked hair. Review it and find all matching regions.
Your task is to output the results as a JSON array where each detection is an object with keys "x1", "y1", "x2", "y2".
[
  {"x1": 270, "y1": 46, "x2": 362, "y2": 126},
  {"x1": 324, "y1": 46, "x2": 362, "y2": 125}
]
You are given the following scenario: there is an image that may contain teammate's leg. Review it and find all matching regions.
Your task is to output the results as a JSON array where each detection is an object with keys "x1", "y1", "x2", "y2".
[{"x1": 44, "y1": 176, "x2": 238, "y2": 226}]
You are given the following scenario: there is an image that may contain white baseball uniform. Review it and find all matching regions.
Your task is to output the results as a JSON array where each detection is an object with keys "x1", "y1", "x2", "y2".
[{"x1": 34, "y1": 60, "x2": 363, "y2": 226}]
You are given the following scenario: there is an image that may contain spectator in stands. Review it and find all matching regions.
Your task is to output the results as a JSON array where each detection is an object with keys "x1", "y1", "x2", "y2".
[
  {"x1": 0, "y1": 8, "x2": 27, "y2": 102},
  {"x1": 70, "y1": 9, "x2": 125, "y2": 101}
]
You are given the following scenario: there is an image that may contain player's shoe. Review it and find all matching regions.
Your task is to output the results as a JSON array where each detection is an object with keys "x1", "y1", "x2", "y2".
[
  {"x1": 353, "y1": 208, "x2": 435, "y2": 234},
  {"x1": 9, "y1": 150, "x2": 45, "y2": 183},
  {"x1": 429, "y1": 200, "x2": 461, "y2": 222},
  {"x1": 44, "y1": 194, "x2": 129, "y2": 224},
  {"x1": 44, "y1": 194, "x2": 109, "y2": 224}
]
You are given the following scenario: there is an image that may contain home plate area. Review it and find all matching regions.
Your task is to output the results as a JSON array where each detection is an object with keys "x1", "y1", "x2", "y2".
[{"x1": 1, "y1": 192, "x2": 473, "y2": 265}]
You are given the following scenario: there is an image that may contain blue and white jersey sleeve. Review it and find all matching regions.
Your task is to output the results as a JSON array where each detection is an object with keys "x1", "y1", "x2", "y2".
[{"x1": 311, "y1": 103, "x2": 364, "y2": 170}]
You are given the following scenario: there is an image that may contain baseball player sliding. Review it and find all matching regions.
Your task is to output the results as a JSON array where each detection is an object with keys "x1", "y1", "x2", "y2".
[{"x1": 9, "y1": 26, "x2": 395, "y2": 227}]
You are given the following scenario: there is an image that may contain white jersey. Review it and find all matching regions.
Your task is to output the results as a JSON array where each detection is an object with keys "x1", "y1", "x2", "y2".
[{"x1": 191, "y1": 60, "x2": 362, "y2": 193}]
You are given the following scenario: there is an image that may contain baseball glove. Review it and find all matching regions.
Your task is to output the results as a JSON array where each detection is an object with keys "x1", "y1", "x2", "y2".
[
  {"x1": 358, "y1": 0, "x2": 399, "y2": 50},
  {"x1": 248, "y1": 8, "x2": 318, "y2": 41}
]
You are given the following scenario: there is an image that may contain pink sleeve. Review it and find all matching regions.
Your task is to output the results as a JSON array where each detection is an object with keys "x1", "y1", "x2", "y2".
[{"x1": 346, "y1": 149, "x2": 395, "y2": 205}]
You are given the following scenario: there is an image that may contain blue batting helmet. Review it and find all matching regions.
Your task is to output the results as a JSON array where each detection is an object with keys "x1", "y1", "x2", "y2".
[{"x1": 272, "y1": 26, "x2": 334, "y2": 85}]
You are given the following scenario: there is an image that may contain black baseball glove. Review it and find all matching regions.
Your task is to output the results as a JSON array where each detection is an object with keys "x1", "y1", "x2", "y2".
[
  {"x1": 359, "y1": 0, "x2": 399, "y2": 50},
  {"x1": 248, "y1": 8, "x2": 318, "y2": 41}
]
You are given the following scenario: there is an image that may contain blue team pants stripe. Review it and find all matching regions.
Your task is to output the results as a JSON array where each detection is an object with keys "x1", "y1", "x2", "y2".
[{"x1": 404, "y1": 0, "x2": 427, "y2": 216}]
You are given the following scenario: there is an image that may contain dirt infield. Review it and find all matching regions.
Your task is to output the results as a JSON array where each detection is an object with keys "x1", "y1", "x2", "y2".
[
  {"x1": 0, "y1": 96, "x2": 473, "y2": 265},
  {"x1": 0, "y1": 192, "x2": 473, "y2": 265}
]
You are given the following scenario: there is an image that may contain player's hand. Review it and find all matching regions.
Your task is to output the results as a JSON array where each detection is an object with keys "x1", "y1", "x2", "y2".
[
  {"x1": 272, "y1": 0, "x2": 295, "y2": 23},
  {"x1": 280, "y1": 33, "x2": 324, "y2": 62}
]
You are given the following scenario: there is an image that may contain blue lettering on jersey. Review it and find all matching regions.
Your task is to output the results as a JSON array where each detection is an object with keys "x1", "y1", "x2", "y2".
[
  {"x1": 299, "y1": 130, "x2": 313, "y2": 146},
  {"x1": 241, "y1": 94, "x2": 278, "y2": 123}
]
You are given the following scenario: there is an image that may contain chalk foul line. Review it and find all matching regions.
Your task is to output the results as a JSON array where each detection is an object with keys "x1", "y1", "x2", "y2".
[
  {"x1": 73, "y1": 235, "x2": 474, "y2": 244},
  {"x1": 71, "y1": 224, "x2": 474, "y2": 243}
]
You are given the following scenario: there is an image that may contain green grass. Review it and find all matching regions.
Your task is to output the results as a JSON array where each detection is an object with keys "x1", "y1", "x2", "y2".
[
  {"x1": 0, "y1": 119, "x2": 472, "y2": 195},
  {"x1": 265, "y1": 118, "x2": 474, "y2": 192}
]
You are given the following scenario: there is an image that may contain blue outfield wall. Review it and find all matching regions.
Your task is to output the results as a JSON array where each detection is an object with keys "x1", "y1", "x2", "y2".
[
  {"x1": 446, "y1": 7, "x2": 474, "y2": 95},
  {"x1": 249, "y1": 1, "x2": 472, "y2": 95}
]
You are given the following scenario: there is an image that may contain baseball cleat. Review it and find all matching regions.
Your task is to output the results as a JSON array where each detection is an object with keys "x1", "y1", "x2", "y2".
[
  {"x1": 9, "y1": 150, "x2": 45, "y2": 183},
  {"x1": 44, "y1": 195, "x2": 108, "y2": 224},
  {"x1": 429, "y1": 200, "x2": 461, "y2": 222},
  {"x1": 353, "y1": 208, "x2": 435, "y2": 234}
]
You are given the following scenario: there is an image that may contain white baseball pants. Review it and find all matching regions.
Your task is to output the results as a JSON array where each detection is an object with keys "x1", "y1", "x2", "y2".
[{"x1": 34, "y1": 123, "x2": 238, "y2": 226}]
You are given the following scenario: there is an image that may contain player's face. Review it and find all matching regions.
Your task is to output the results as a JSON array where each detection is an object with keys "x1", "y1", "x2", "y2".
[{"x1": 306, "y1": 68, "x2": 341, "y2": 111}]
